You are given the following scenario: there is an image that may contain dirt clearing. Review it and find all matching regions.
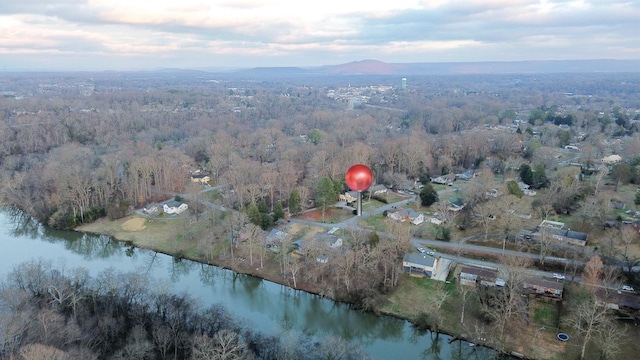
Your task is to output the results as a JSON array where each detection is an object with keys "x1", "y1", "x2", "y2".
[{"x1": 121, "y1": 217, "x2": 146, "y2": 231}]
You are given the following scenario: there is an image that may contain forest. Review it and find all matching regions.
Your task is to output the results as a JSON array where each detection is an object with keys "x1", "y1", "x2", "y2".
[{"x1": 2, "y1": 71, "x2": 640, "y2": 230}]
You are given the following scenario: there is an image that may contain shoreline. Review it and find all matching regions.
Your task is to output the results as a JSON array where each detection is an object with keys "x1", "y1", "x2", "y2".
[{"x1": 76, "y1": 223, "x2": 516, "y2": 359}]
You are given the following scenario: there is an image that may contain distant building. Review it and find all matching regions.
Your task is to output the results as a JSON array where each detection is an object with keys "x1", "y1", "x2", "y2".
[{"x1": 401, "y1": 77, "x2": 407, "y2": 89}]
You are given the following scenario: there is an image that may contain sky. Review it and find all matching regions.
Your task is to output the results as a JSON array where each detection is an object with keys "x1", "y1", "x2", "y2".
[{"x1": 1, "y1": 0, "x2": 639, "y2": 71}]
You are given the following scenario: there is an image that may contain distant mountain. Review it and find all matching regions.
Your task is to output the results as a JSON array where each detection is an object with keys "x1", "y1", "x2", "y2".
[
  {"x1": 232, "y1": 66, "x2": 312, "y2": 77},
  {"x1": 235, "y1": 59, "x2": 640, "y2": 76}
]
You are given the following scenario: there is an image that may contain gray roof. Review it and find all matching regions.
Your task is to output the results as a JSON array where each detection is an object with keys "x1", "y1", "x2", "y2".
[
  {"x1": 542, "y1": 227, "x2": 587, "y2": 242},
  {"x1": 165, "y1": 200, "x2": 183, "y2": 208},
  {"x1": 403, "y1": 253, "x2": 436, "y2": 267}
]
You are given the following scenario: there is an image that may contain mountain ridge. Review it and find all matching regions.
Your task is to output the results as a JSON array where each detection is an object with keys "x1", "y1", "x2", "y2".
[{"x1": 230, "y1": 59, "x2": 640, "y2": 76}]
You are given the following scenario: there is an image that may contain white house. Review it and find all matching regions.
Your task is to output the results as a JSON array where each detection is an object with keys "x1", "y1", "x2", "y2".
[{"x1": 163, "y1": 200, "x2": 188, "y2": 214}]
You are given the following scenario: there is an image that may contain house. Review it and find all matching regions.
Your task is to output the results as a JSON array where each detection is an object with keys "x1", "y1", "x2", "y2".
[
  {"x1": 292, "y1": 233, "x2": 343, "y2": 257},
  {"x1": 430, "y1": 174, "x2": 454, "y2": 186},
  {"x1": 602, "y1": 154, "x2": 622, "y2": 164},
  {"x1": 314, "y1": 233, "x2": 343, "y2": 249},
  {"x1": 455, "y1": 170, "x2": 475, "y2": 180},
  {"x1": 316, "y1": 254, "x2": 329, "y2": 264},
  {"x1": 539, "y1": 220, "x2": 565, "y2": 229},
  {"x1": 387, "y1": 209, "x2": 424, "y2": 225},
  {"x1": 459, "y1": 266, "x2": 499, "y2": 287},
  {"x1": 448, "y1": 197, "x2": 465, "y2": 212},
  {"x1": 190, "y1": 173, "x2": 211, "y2": 184},
  {"x1": 264, "y1": 229, "x2": 290, "y2": 252},
  {"x1": 523, "y1": 278, "x2": 564, "y2": 298},
  {"x1": 163, "y1": 200, "x2": 188, "y2": 214},
  {"x1": 339, "y1": 191, "x2": 358, "y2": 203},
  {"x1": 538, "y1": 226, "x2": 588, "y2": 246},
  {"x1": 368, "y1": 184, "x2": 388, "y2": 196},
  {"x1": 402, "y1": 253, "x2": 438, "y2": 278}
]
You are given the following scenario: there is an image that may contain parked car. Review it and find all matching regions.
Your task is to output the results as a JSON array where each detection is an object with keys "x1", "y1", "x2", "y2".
[
  {"x1": 416, "y1": 247, "x2": 426, "y2": 253},
  {"x1": 425, "y1": 249, "x2": 435, "y2": 256},
  {"x1": 621, "y1": 285, "x2": 635, "y2": 292},
  {"x1": 552, "y1": 273, "x2": 565, "y2": 280}
]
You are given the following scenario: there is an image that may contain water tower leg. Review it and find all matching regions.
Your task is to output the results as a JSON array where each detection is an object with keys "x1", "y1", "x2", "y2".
[{"x1": 357, "y1": 192, "x2": 362, "y2": 216}]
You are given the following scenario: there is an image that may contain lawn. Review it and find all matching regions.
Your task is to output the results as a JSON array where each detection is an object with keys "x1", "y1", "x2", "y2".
[
  {"x1": 296, "y1": 207, "x2": 354, "y2": 224},
  {"x1": 531, "y1": 300, "x2": 561, "y2": 328}
]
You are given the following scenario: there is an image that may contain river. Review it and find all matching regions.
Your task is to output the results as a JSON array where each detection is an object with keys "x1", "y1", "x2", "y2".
[{"x1": 0, "y1": 209, "x2": 506, "y2": 360}]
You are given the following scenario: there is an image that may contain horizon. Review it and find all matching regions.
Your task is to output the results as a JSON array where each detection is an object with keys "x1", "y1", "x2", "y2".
[
  {"x1": 2, "y1": 58, "x2": 640, "y2": 74},
  {"x1": 2, "y1": 1, "x2": 640, "y2": 72}
]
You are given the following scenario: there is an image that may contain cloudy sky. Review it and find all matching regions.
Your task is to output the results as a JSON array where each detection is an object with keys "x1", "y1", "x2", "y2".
[{"x1": 1, "y1": 0, "x2": 639, "y2": 71}]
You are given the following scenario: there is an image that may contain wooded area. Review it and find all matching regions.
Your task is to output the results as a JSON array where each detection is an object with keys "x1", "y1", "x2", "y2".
[
  {"x1": 2, "y1": 71, "x2": 640, "y2": 359},
  {"x1": 2, "y1": 72, "x2": 640, "y2": 230},
  {"x1": 0, "y1": 259, "x2": 366, "y2": 360}
]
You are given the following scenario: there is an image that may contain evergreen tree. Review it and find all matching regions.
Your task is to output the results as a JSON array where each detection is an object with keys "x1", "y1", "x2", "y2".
[
  {"x1": 258, "y1": 199, "x2": 269, "y2": 214},
  {"x1": 519, "y1": 164, "x2": 533, "y2": 186},
  {"x1": 369, "y1": 229, "x2": 380, "y2": 247},
  {"x1": 289, "y1": 190, "x2": 302, "y2": 215},
  {"x1": 506, "y1": 179, "x2": 524, "y2": 198},
  {"x1": 273, "y1": 202, "x2": 284, "y2": 222},
  {"x1": 259, "y1": 213, "x2": 272, "y2": 230},
  {"x1": 316, "y1": 177, "x2": 339, "y2": 223},
  {"x1": 420, "y1": 183, "x2": 439, "y2": 206},
  {"x1": 532, "y1": 164, "x2": 549, "y2": 189},
  {"x1": 246, "y1": 203, "x2": 261, "y2": 226}
]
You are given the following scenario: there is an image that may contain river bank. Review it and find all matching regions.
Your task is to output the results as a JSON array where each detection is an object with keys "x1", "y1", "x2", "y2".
[{"x1": 76, "y1": 214, "x2": 567, "y2": 360}]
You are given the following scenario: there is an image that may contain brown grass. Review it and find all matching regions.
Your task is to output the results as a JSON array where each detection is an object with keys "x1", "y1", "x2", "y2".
[
  {"x1": 77, "y1": 214, "x2": 187, "y2": 250},
  {"x1": 297, "y1": 207, "x2": 353, "y2": 223},
  {"x1": 121, "y1": 217, "x2": 146, "y2": 231}
]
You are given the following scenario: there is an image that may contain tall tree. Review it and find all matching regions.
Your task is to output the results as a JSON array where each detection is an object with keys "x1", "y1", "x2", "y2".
[
  {"x1": 519, "y1": 164, "x2": 533, "y2": 186},
  {"x1": 315, "y1": 177, "x2": 339, "y2": 223},
  {"x1": 419, "y1": 183, "x2": 439, "y2": 207},
  {"x1": 288, "y1": 189, "x2": 302, "y2": 216}
]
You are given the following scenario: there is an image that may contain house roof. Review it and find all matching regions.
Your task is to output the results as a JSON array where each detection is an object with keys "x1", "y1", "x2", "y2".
[
  {"x1": 403, "y1": 253, "x2": 436, "y2": 267},
  {"x1": 369, "y1": 184, "x2": 387, "y2": 192},
  {"x1": 542, "y1": 226, "x2": 588, "y2": 241},
  {"x1": 460, "y1": 266, "x2": 497, "y2": 280},
  {"x1": 165, "y1": 200, "x2": 183, "y2": 208},
  {"x1": 524, "y1": 278, "x2": 564, "y2": 292},
  {"x1": 314, "y1": 233, "x2": 342, "y2": 246},
  {"x1": 266, "y1": 229, "x2": 288, "y2": 242}
]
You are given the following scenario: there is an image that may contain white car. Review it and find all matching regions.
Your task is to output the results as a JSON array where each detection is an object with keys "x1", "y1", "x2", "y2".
[
  {"x1": 621, "y1": 285, "x2": 635, "y2": 292},
  {"x1": 425, "y1": 250, "x2": 435, "y2": 256},
  {"x1": 417, "y1": 247, "x2": 426, "y2": 253},
  {"x1": 552, "y1": 273, "x2": 565, "y2": 280}
]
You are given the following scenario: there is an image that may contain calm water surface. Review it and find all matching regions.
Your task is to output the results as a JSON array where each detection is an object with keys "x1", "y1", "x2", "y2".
[{"x1": 0, "y1": 210, "x2": 506, "y2": 360}]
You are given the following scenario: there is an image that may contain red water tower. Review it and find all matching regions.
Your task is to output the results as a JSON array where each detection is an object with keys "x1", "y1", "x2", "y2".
[{"x1": 345, "y1": 164, "x2": 373, "y2": 216}]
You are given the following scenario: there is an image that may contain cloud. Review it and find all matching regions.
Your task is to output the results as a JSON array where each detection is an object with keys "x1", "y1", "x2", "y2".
[{"x1": 0, "y1": 0, "x2": 639, "y2": 70}]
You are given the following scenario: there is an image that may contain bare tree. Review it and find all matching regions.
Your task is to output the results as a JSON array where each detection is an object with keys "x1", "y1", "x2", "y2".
[
  {"x1": 191, "y1": 330, "x2": 248, "y2": 360},
  {"x1": 19, "y1": 343, "x2": 70, "y2": 360}
]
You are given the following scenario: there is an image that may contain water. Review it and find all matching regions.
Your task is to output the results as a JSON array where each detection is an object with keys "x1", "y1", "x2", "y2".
[{"x1": 0, "y1": 210, "x2": 504, "y2": 359}]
